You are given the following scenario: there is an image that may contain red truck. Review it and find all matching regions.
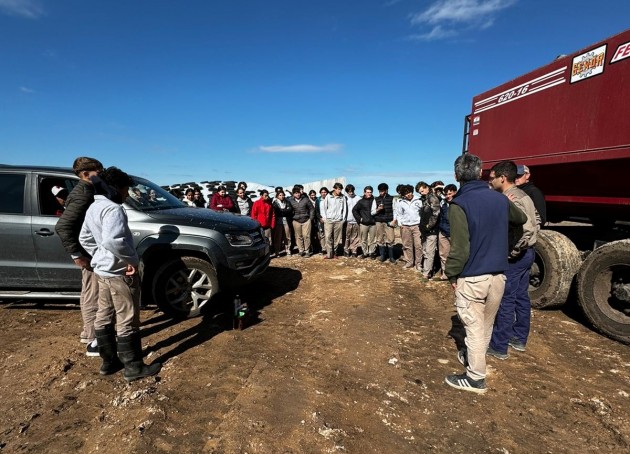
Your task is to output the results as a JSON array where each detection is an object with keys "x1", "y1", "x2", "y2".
[{"x1": 464, "y1": 28, "x2": 630, "y2": 344}]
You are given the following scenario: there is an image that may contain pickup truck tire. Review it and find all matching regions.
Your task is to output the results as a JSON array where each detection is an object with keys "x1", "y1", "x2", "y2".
[
  {"x1": 530, "y1": 230, "x2": 581, "y2": 309},
  {"x1": 152, "y1": 256, "x2": 219, "y2": 319},
  {"x1": 577, "y1": 240, "x2": 630, "y2": 345}
]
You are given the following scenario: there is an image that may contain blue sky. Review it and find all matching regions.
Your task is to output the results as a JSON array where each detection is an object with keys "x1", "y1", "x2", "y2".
[{"x1": 1, "y1": 0, "x2": 629, "y2": 190}]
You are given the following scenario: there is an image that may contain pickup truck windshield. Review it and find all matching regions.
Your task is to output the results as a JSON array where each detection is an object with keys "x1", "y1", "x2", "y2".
[{"x1": 125, "y1": 176, "x2": 186, "y2": 211}]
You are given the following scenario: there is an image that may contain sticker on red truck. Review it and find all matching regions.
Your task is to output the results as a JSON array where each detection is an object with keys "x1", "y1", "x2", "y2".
[
  {"x1": 571, "y1": 44, "x2": 606, "y2": 83},
  {"x1": 610, "y1": 41, "x2": 630, "y2": 64}
]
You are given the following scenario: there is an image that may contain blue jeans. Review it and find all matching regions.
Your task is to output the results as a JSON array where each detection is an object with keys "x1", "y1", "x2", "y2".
[{"x1": 490, "y1": 248, "x2": 535, "y2": 354}]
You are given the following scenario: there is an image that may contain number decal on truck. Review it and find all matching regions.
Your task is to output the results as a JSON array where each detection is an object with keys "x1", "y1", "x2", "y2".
[{"x1": 473, "y1": 67, "x2": 567, "y2": 114}]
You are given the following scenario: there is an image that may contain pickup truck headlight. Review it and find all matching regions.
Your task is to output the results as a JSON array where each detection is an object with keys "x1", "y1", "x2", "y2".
[{"x1": 224, "y1": 232, "x2": 254, "y2": 247}]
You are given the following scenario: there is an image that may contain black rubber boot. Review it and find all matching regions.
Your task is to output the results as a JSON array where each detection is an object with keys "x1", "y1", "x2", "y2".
[
  {"x1": 379, "y1": 245, "x2": 386, "y2": 262},
  {"x1": 95, "y1": 325, "x2": 123, "y2": 376},
  {"x1": 117, "y1": 333, "x2": 162, "y2": 383},
  {"x1": 388, "y1": 246, "x2": 396, "y2": 263}
]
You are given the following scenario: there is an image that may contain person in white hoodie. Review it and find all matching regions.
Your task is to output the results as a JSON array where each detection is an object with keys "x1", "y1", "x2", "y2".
[
  {"x1": 321, "y1": 182, "x2": 347, "y2": 259},
  {"x1": 79, "y1": 167, "x2": 161, "y2": 382},
  {"x1": 391, "y1": 184, "x2": 423, "y2": 270}
]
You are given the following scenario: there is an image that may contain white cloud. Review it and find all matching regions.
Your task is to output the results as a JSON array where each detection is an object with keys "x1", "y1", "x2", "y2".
[
  {"x1": 409, "y1": 0, "x2": 516, "y2": 40},
  {"x1": 408, "y1": 25, "x2": 458, "y2": 41},
  {"x1": 259, "y1": 143, "x2": 343, "y2": 153},
  {"x1": 19, "y1": 86, "x2": 35, "y2": 93},
  {"x1": 0, "y1": 0, "x2": 44, "y2": 18}
]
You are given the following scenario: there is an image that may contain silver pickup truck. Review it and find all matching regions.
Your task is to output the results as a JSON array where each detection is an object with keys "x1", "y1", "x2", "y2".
[{"x1": 0, "y1": 165, "x2": 270, "y2": 318}]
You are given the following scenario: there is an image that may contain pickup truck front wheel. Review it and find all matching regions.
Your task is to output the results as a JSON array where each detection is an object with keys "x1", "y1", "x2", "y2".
[{"x1": 152, "y1": 256, "x2": 219, "y2": 319}]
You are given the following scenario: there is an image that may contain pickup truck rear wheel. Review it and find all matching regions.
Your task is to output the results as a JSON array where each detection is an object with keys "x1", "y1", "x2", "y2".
[
  {"x1": 152, "y1": 256, "x2": 219, "y2": 319},
  {"x1": 530, "y1": 230, "x2": 581, "y2": 309},
  {"x1": 577, "y1": 240, "x2": 630, "y2": 344}
]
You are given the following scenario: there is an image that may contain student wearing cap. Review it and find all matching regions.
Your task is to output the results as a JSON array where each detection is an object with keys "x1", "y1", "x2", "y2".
[
  {"x1": 516, "y1": 165, "x2": 546, "y2": 226},
  {"x1": 51, "y1": 186, "x2": 69, "y2": 216}
]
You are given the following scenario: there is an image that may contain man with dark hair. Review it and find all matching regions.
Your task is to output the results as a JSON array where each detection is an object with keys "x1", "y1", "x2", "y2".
[
  {"x1": 392, "y1": 184, "x2": 422, "y2": 269},
  {"x1": 444, "y1": 154, "x2": 526, "y2": 394},
  {"x1": 251, "y1": 189, "x2": 275, "y2": 245},
  {"x1": 289, "y1": 186, "x2": 314, "y2": 256},
  {"x1": 79, "y1": 167, "x2": 161, "y2": 381},
  {"x1": 352, "y1": 186, "x2": 377, "y2": 259},
  {"x1": 436, "y1": 184, "x2": 458, "y2": 280},
  {"x1": 374, "y1": 183, "x2": 395, "y2": 262},
  {"x1": 55, "y1": 157, "x2": 104, "y2": 354},
  {"x1": 417, "y1": 181, "x2": 441, "y2": 279},
  {"x1": 516, "y1": 165, "x2": 546, "y2": 226},
  {"x1": 315, "y1": 187, "x2": 329, "y2": 255},
  {"x1": 487, "y1": 161, "x2": 539, "y2": 359},
  {"x1": 321, "y1": 182, "x2": 347, "y2": 259},
  {"x1": 343, "y1": 184, "x2": 361, "y2": 257}
]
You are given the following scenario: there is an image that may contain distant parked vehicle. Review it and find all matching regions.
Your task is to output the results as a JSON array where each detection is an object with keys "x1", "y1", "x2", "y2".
[{"x1": 0, "y1": 165, "x2": 270, "y2": 318}]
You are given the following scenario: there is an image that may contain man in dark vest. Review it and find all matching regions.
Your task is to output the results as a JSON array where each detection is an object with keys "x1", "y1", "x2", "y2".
[{"x1": 444, "y1": 153, "x2": 526, "y2": 394}]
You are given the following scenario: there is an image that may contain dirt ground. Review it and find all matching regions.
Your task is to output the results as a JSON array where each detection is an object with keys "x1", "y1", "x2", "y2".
[{"x1": 1, "y1": 254, "x2": 629, "y2": 453}]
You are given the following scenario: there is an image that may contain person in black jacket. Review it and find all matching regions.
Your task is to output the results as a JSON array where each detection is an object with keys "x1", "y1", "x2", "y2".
[
  {"x1": 289, "y1": 187, "x2": 314, "y2": 256},
  {"x1": 352, "y1": 186, "x2": 378, "y2": 259},
  {"x1": 516, "y1": 165, "x2": 546, "y2": 226},
  {"x1": 437, "y1": 184, "x2": 458, "y2": 280},
  {"x1": 374, "y1": 183, "x2": 395, "y2": 262},
  {"x1": 55, "y1": 156, "x2": 104, "y2": 355},
  {"x1": 417, "y1": 181, "x2": 441, "y2": 279},
  {"x1": 272, "y1": 190, "x2": 294, "y2": 257}
]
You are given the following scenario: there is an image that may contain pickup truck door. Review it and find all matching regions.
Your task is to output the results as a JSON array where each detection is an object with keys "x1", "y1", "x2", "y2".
[
  {"x1": 0, "y1": 172, "x2": 40, "y2": 287},
  {"x1": 31, "y1": 173, "x2": 82, "y2": 288}
]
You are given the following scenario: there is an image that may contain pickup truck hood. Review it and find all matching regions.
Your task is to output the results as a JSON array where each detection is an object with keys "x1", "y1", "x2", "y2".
[{"x1": 135, "y1": 207, "x2": 260, "y2": 232}]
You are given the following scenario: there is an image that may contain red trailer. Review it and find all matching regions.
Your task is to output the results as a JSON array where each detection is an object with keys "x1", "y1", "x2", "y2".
[{"x1": 464, "y1": 29, "x2": 630, "y2": 344}]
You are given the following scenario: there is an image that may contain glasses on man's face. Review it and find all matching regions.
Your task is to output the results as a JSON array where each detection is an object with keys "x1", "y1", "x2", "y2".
[{"x1": 489, "y1": 175, "x2": 499, "y2": 181}]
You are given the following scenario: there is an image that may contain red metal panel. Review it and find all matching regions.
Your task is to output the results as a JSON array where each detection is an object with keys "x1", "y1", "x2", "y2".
[{"x1": 467, "y1": 29, "x2": 630, "y2": 222}]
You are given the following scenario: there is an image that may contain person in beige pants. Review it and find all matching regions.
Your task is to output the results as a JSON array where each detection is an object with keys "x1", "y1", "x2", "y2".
[{"x1": 444, "y1": 154, "x2": 526, "y2": 394}]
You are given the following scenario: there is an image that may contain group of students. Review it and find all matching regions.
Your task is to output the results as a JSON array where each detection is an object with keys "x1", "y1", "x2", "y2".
[{"x1": 242, "y1": 181, "x2": 459, "y2": 283}]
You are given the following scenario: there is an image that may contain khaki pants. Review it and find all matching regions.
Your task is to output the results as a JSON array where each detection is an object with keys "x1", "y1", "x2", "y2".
[
  {"x1": 262, "y1": 228, "x2": 272, "y2": 248},
  {"x1": 455, "y1": 274, "x2": 506, "y2": 381},
  {"x1": 344, "y1": 223, "x2": 360, "y2": 254},
  {"x1": 421, "y1": 234, "x2": 438, "y2": 277},
  {"x1": 95, "y1": 274, "x2": 141, "y2": 338},
  {"x1": 292, "y1": 220, "x2": 312, "y2": 253},
  {"x1": 400, "y1": 224, "x2": 422, "y2": 267},
  {"x1": 273, "y1": 222, "x2": 291, "y2": 254},
  {"x1": 359, "y1": 224, "x2": 377, "y2": 255},
  {"x1": 438, "y1": 232, "x2": 451, "y2": 277},
  {"x1": 324, "y1": 220, "x2": 344, "y2": 257},
  {"x1": 375, "y1": 222, "x2": 395, "y2": 246},
  {"x1": 80, "y1": 267, "x2": 99, "y2": 341}
]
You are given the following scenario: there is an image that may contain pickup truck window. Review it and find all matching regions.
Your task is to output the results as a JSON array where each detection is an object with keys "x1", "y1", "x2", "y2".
[{"x1": 0, "y1": 174, "x2": 26, "y2": 214}]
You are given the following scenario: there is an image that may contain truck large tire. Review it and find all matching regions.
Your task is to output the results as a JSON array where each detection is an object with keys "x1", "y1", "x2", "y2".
[
  {"x1": 530, "y1": 230, "x2": 581, "y2": 309},
  {"x1": 152, "y1": 256, "x2": 219, "y2": 319},
  {"x1": 577, "y1": 240, "x2": 630, "y2": 344}
]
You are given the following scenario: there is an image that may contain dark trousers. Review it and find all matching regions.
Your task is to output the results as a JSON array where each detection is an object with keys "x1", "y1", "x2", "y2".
[{"x1": 490, "y1": 248, "x2": 535, "y2": 354}]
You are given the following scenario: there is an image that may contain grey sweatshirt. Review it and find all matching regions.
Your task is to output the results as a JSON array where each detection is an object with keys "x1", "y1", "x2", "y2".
[{"x1": 79, "y1": 195, "x2": 139, "y2": 277}]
